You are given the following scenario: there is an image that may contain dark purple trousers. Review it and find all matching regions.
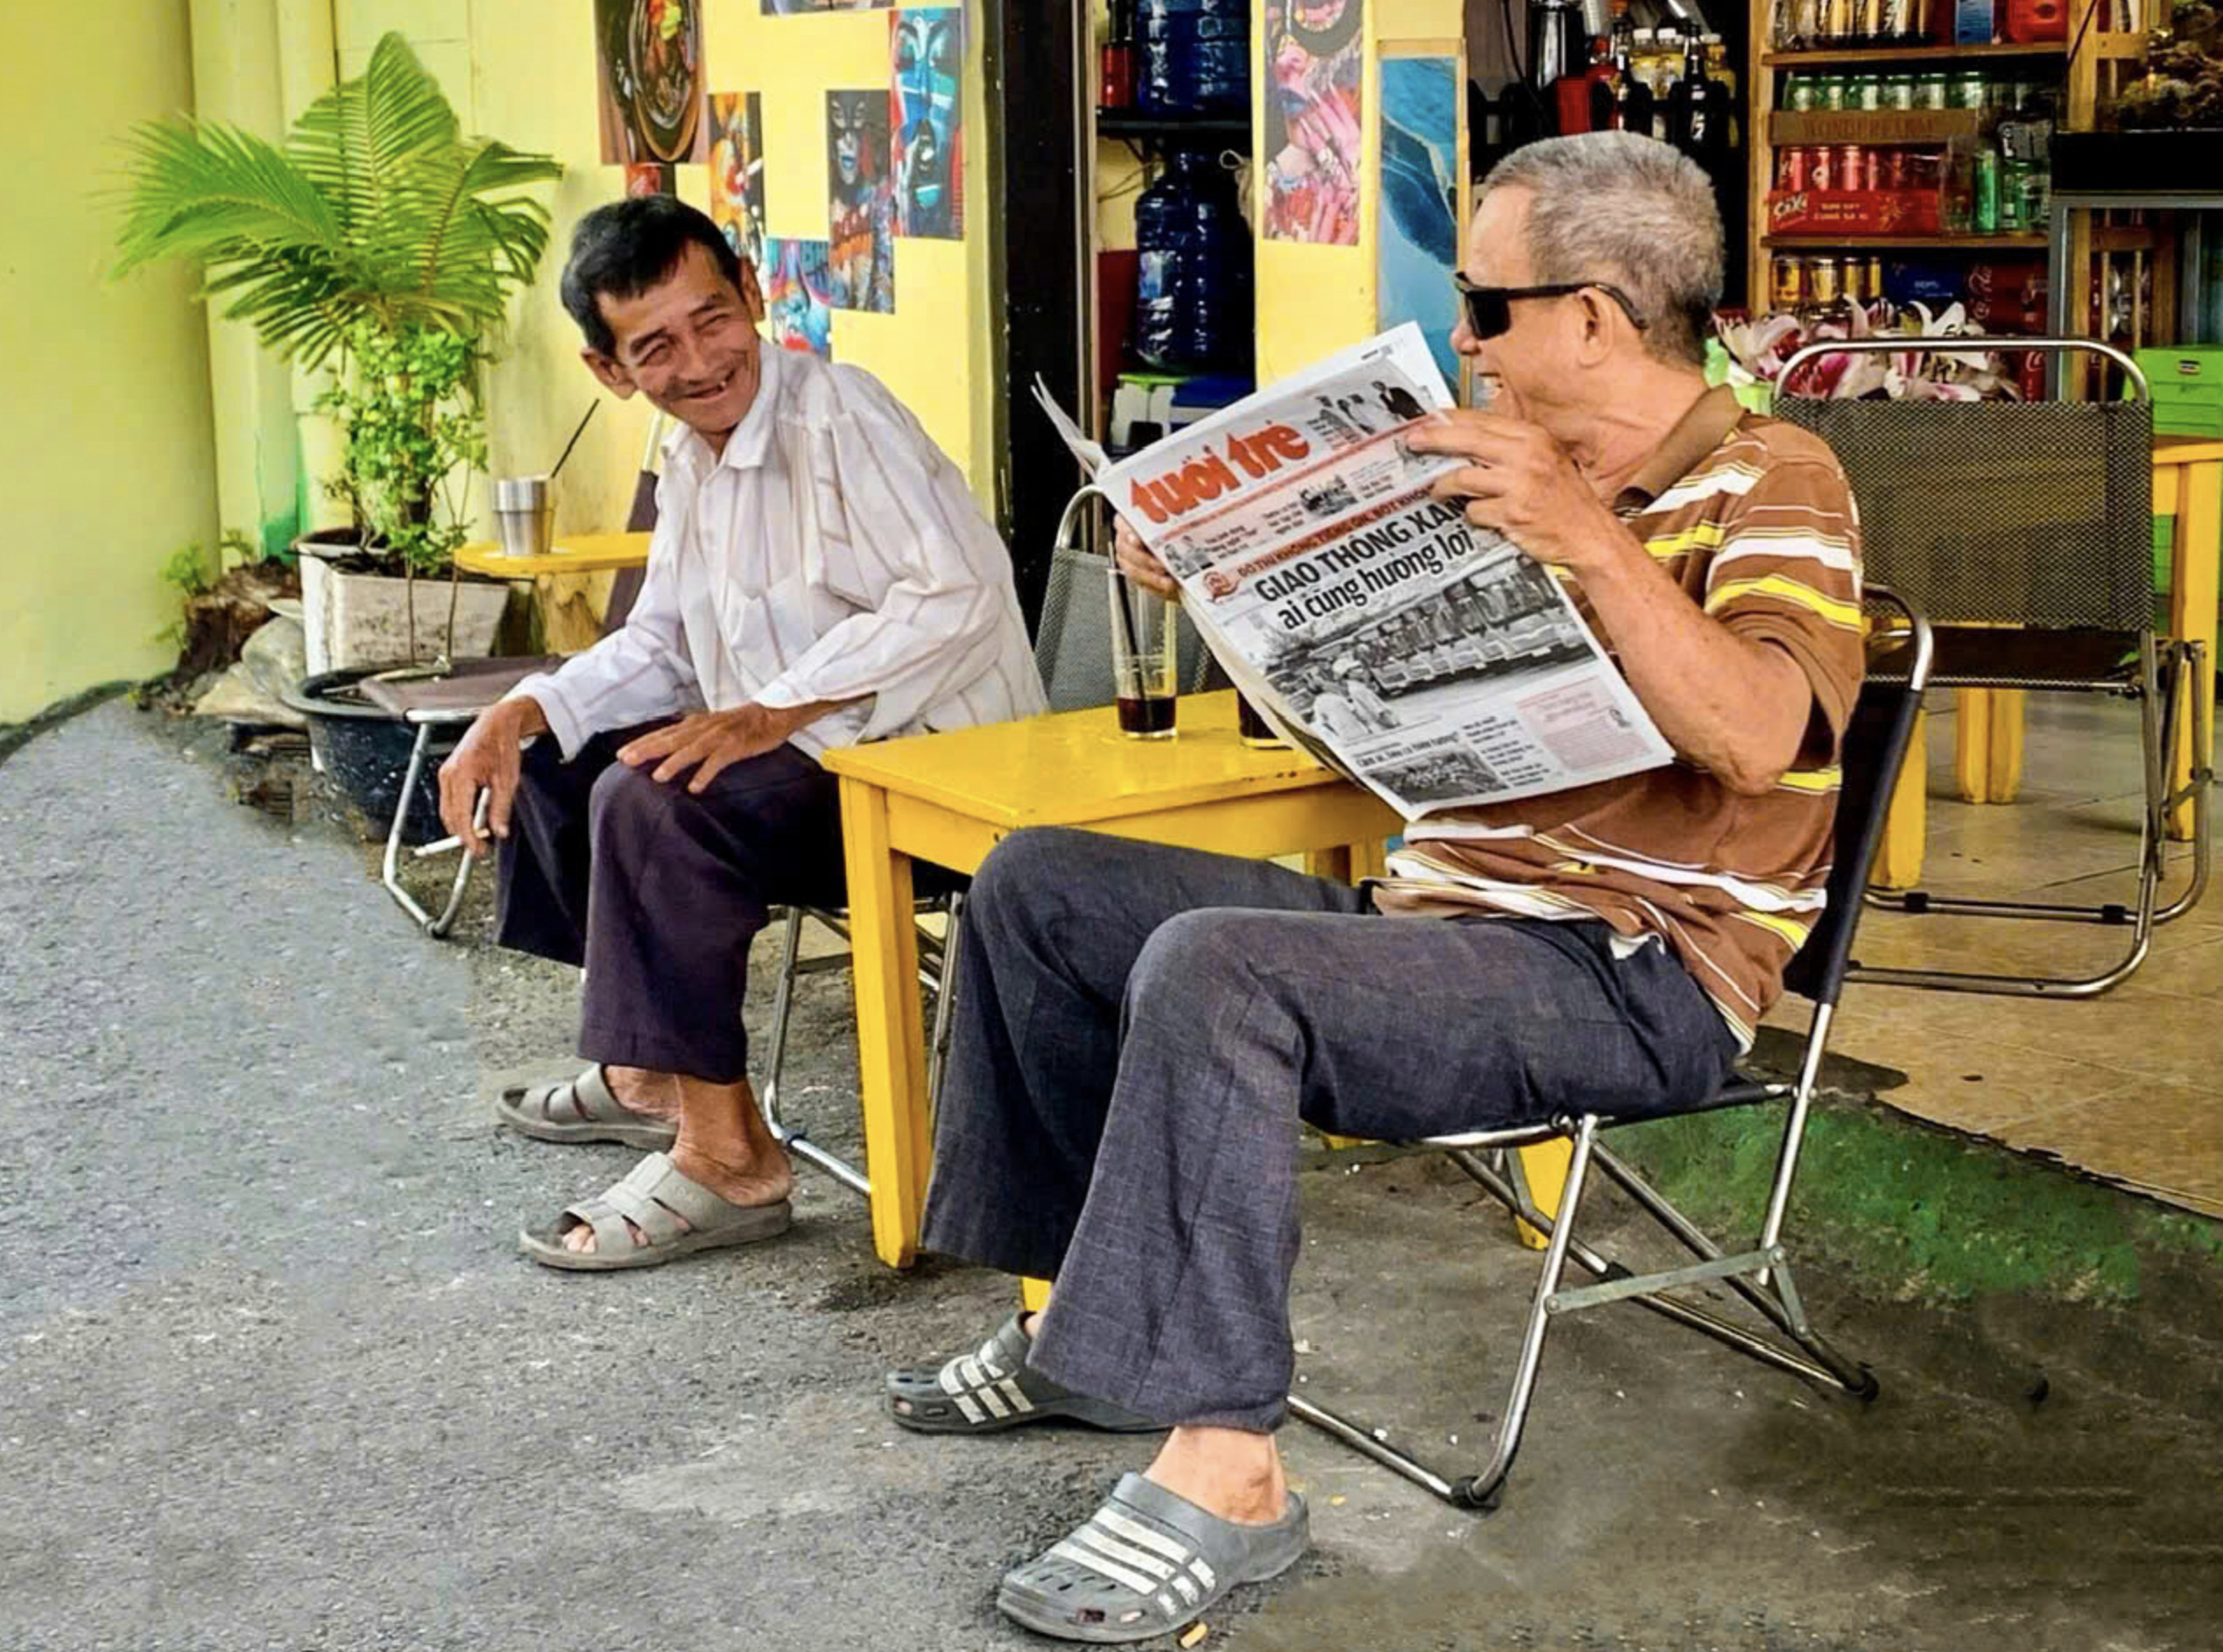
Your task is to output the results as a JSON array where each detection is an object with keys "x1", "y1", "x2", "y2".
[{"x1": 493, "y1": 724, "x2": 848, "y2": 1084}]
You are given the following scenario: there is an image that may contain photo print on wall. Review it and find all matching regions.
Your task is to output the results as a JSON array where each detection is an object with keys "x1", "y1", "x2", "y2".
[
  {"x1": 625, "y1": 162, "x2": 678, "y2": 197},
  {"x1": 596, "y1": 0, "x2": 709, "y2": 165},
  {"x1": 708, "y1": 92, "x2": 770, "y2": 271},
  {"x1": 891, "y1": 9, "x2": 963, "y2": 237},
  {"x1": 1377, "y1": 49, "x2": 1466, "y2": 393},
  {"x1": 764, "y1": 0, "x2": 891, "y2": 13},
  {"x1": 827, "y1": 89, "x2": 896, "y2": 311},
  {"x1": 1262, "y1": 0, "x2": 1365, "y2": 245},
  {"x1": 763, "y1": 237, "x2": 836, "y2": 358}
]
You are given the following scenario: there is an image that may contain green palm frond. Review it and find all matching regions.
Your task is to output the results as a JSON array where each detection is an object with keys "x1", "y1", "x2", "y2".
[{"x1": 112, "y1": 30, "x2": 560, "y2": 369}]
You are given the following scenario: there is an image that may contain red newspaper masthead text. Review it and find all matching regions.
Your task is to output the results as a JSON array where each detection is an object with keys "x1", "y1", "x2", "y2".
[{"x1": 1126, "y1": 421, "x2": 1311, "y2": 526}]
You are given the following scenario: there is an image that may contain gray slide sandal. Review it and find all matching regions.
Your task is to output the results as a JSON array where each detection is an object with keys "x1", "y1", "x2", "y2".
[
  {"x1": 519, "y1": 1152, "x2": 791, "y2": 1272},
  {"x1": 999, "y1": 1472, "x2": 1309, "y2": 1643},
  {"x1": 496, "y1": 1065, "x2": 678, "y2": 1150},
  {"x1": 886, "y1": 1314, "x2": 1161, "y2": 1435}
]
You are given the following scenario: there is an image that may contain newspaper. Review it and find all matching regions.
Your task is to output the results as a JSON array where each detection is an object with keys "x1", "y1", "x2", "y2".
[{"x1": 1038, "y1": 323, "x2": 1673, "y2": 822}]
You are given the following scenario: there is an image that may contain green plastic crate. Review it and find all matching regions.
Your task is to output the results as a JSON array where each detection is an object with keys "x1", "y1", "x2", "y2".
[{"x1": 2136, "y1": 347, "x2": 2223, "y2": 437}]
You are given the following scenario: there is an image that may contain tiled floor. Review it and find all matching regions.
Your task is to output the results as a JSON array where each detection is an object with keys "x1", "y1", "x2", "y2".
[{"x1": 1767, "y1": 692, "x2": 2223, "y2": 1218}]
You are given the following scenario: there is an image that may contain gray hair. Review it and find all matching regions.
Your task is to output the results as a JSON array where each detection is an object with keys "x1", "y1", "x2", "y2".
[{"x1": 1481, "y1": 133, "x2": 1723, "y2": 368}]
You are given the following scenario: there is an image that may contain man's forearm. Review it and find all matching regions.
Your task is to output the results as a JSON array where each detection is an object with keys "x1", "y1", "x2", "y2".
[{"x1": 1569, "y1": 531, "x2": 1811, "y2": 795}]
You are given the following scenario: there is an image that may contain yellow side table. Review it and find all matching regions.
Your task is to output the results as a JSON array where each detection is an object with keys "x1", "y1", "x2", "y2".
[{"x1": 454, "y1": 533, "x2": 653, "y2": 654}]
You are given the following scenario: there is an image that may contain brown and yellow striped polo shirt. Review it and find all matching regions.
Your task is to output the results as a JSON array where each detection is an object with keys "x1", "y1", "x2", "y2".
[{"x1": 1375, "y1": 386, "x2": 1866, "y2": 1047}]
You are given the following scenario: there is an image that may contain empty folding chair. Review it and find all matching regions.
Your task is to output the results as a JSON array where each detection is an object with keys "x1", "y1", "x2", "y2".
[
  {"x1": 1775, "y1": 338, "x2": 2210, "y2": 996},
  {"x1": 1288, "y1": 590, "x2": 1931, "y2": 1510}
]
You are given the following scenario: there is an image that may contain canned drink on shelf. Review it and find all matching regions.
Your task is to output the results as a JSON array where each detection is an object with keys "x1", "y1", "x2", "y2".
[
  {"x1": 1838, "y1": 145, "x2": 1867, "y2": 193},
  {"x1": 1883, "y1": 75, "x2": 1918, "y2": 109},
  {"x1": 1810, "y1": 256, "x2": 1843, "y2": 304},
  {"x1": 1816, "y1": 75, "x2": 1847, "y2": 110},
  {"x1": 1950, "y1": 71, "x2": 1989, "y2": 109},
  {"x1": 1808, "y1": 145, "x2": 1835, "y2": 191},
  {"x1": 1914, "y1": 73, "x2": 1951, "y2": 109},
  {"x1": 1972, "y1": 149, "x2": 2001, "y2": 233},
  {"x1": 1785, "y1": 74, "x2": 1819, "y2": 111},
  {"x1": 1777, "y1": 147, "x2": 1806, "y2": 190},
  {"x1": 2018, "y1": 166, "x2": 2050, "y2": 225},
  {"x1": 1999, "y1": 160, "x2": 2029, "y2": 230},
  {"x1": 1883, "y1": 149, "x2": 1911, "y2": 190},
  {"x1": 1862, "y1": 148, "x2": 1882, "y2": 192},
  {"x1": 1852, "y1": 74, "x2": 1884, "y2": 110},
  {"x1": 1772, "y1": 256, "x2": 1806, "y2": 311},
  {"x1": 1868, "y1": 255, "x2": 1887, "y2": 300},
  {"x1": 1860, "y1": 0, "x2": 1887, "y2": 41},
  {"x1": 1843, "y1": 258, "x2": 1869, "y2": 304}
]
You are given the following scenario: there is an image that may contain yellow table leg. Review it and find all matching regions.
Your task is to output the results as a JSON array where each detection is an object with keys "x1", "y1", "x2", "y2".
[
  {"x1": 2168, "y1": 457, "x2": 2219, "y2": 843},
  {"x1": 1514, "y1": 1137, "x2": 1575, "y2": 1251},
  {"x1": 1309, "y1": 837, "x2": 1387, "y2": 1151},
  {"x1": 1021, "y1": 1276, "x2": 1052, "y2": 1313},
  {"x1": 1873, "y1": 709, "x2": 1930, "y2": 893},
  {"x1": 838, "y1": 776, "x2": 931, "y2": 1269},
  {"x1": 1953, "y1": 688, "x2": 2025, "y2": 805}
]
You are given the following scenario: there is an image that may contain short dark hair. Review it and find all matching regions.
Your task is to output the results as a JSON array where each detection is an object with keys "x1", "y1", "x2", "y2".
[{"x1": 560, "y1": 196, "x2": 745, "y2": 357}]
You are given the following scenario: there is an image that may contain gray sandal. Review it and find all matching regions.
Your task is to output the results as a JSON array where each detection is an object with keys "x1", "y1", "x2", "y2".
[
  {"x1": 519, "y1": 1152, "x2": 791, "y2": 1272},
  {"x1": 999, "y1": 1472, "x2": 1309, "y2": 1644},
  {"x1": 886, "y1": 1314, "x2": 1161, "y2": 1435},
  {"x1": 496, "y1": 1065, "x2": 678, "y2": 1150}
]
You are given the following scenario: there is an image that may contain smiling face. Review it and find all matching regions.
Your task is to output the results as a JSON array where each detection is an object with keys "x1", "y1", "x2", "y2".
[{"x1": 581, "y1": 240, "x2": 767, "y2": 443}]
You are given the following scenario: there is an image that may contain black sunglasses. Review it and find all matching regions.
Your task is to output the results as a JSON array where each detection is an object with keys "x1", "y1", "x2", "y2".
[{"x1": 1452, "y1": 275, "x2": 1650, "y2": 342}]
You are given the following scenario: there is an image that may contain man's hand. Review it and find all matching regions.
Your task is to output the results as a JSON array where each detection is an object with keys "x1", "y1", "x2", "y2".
[
  {"x1": 617, "y1": 702, "x2": 836, "y2": 793},
  {"x1": 438, "y1": 697, "x2": 547, "y2": 859},
  {"x1": 1408, "y1": 410, "x2": 1632, "y2": 575},
  {"x1": 1112, "y1": 517, "x2": 1180, "y2": 601}
]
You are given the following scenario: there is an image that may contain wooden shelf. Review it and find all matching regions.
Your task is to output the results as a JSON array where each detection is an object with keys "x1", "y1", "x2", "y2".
[
  {"x1": 1096, "y1": 110, "x2": 1250, "y2": 145},
  {"x1": 1770, "y1": 109, "x2": 1984, "y2": 144},
  {"x1": 1761, "y1": 41, "x2": 2071, "y2": 67},
  {"x1": 1762, "y1": 232, "x2": 2050, "y2": 249}
]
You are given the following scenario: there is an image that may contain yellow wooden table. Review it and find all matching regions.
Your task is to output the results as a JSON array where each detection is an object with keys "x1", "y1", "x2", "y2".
[
  {"x1": 1878, "y1": 437, "x2": 2222, "y2": 888},
  {"x1": 819, "y1": 688, "x2": 1401, "y2": 1269},
  {"x1": 455, "y1": 532, "x2": 653, "y2": 653}
]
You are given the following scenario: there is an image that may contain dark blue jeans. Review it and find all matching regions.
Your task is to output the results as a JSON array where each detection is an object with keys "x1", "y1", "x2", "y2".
[
  {"x1": 494, "y1": 726, "x2": 848, "y2": 1084},
  {"x1": 919, "y1": 828, "x2": 1740, "y2": 1432}
]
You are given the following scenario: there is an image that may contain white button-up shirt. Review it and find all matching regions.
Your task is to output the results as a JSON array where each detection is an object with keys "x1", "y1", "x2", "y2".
[{"x1": 511, "y1": 345, "x2": 1045, "y2": 760}]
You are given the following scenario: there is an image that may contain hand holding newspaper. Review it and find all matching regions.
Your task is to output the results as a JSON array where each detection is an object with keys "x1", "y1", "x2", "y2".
[{"x1": 1037, "y1": 324, "x2": 1673, "y2": 822}]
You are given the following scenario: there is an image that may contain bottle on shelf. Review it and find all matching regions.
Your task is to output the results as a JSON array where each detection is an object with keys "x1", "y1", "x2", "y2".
[
  {"x1": 1589, "y1": 6, "x2": 1655, "y2": 137},
  {"x1": 1666, "y1": 25, "x2": 1733, "y2": 176},
  {"x1": 1559, "y1": 29, "x2": 1611, "y2": 133},
  {"x1": 1101, "y1": 0, "x2": 1136, "y2": 110}
]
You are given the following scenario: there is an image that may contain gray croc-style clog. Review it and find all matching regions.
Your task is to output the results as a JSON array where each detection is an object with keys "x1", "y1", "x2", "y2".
[
  {"x1": 997, "y1": 1472, "x2": 1309, "y2": 1644},
  {"x1": 495, "y1": 1065, "x2": 678, "y2": 1150},
  {"x1": 519, "y1": 1152, "x2": 791, "y2": 1272},
  {"x1": 886, "y1": 1314, "x2": 1161, "y2": 1436}
]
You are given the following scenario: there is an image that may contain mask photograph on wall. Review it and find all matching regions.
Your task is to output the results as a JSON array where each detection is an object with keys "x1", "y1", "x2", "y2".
[
  {"x1": 826, "y1": 89, "x2": 897, "y2": 312},
  {"x1": 708, "y1": 92, "x2": 770, "y2": 272},
  {"x1": 763, "y1": 237, "x2": 837, "y2": 358},
  {"x1": 625, "y1": 162, "x2": 678, "y2": 198},
  {"x1": 1262, "y1": 0, "x2": 1365, "y2": 244},
  {"x1": 596, "y1": 0, "x2": 709, "y2": 165},
  {"x1": 890, "y1": 8, "x2": 963, "y2": 238},
  {"x1": 764, "y1": 0, "x2": 891, "y2": 13}
]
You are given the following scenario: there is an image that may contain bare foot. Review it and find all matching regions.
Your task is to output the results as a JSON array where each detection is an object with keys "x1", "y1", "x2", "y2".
[
  {"x1": 1142, "y1": 1427, "x2": 1288, "y2": 1527},
  {"x1": 559, "y1": 1142, "x2": 794, "y2": 1254},
  {"x1": 602, "y1": 1065, "x2": 681, "y2": 1123}
]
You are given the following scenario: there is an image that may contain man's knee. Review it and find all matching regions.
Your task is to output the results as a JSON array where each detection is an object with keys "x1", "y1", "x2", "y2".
[
  {"x1": 970, "y1": 827, "x2": 1091, "y2": 934},
  {"x1": 587, "y1": 759, "x2": 676, "y2": 849},
  {"x1": 1126, "y1": 908, "x2": 1254, "y2": 1016}
]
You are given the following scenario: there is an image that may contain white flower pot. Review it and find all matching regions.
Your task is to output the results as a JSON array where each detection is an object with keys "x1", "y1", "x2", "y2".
[{"x1": 298, "y1": 536, "x2": 512, "y2": 673}]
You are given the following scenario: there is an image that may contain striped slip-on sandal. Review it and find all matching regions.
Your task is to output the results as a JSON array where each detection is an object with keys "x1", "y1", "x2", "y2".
[
  {"x1": 886, "y1": 1313, "x2": 1162, "y2": 1435},
  {"x1": 518, "y1": 1152, "x2": 791, "y2": 1272},
  {"x1": 495, "y1": 1065, "x2": 678, "y2": 1151},
  {"x1": 997, "y1": 1472, "x2": 1309, "y2": 1644}
]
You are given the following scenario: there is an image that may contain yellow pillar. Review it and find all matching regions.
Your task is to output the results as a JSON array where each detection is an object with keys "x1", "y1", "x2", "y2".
[{"x1": 2169, "y1": 457, "x2": 2219, "y2": 841}]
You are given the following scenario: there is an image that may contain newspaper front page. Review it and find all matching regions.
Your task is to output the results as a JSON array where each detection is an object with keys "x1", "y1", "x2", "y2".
[{"x1": 1043, "y1": 324, "x2": 1673, "y2": 822}]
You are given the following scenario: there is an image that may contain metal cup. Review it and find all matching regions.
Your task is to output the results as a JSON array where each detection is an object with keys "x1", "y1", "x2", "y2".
[{"x1": 492, "y1": 475, "x2": 555, "y2": 558}]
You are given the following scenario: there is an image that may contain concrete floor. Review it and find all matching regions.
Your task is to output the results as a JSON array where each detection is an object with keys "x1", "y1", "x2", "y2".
[
  {"x1": 4, "y1": 701, "x2": 2221, "y2": 1652},
  {"x1": 1780, "y1": 693, "x2": 2223, "y2": 1218}
]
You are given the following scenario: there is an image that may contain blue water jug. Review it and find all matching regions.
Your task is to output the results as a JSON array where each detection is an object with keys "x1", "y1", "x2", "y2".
[
  {"x1": 1137, "y1": 0, "x2": 1250, "y2": 116},
  {"x1": 1133, "y1": 148, "x2": 1253, "y2": 374}
]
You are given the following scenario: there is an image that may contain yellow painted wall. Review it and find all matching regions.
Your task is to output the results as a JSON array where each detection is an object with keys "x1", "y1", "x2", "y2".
[
  {"x1": 1252, "y1": 0, "x2": 1466, "y2": 383},
  {"x1": 0, "y1": 0, "x2": 220, "y2": 723},
  {"x1": 326, "y1": 0, "x2": 997, "y2": 550}
]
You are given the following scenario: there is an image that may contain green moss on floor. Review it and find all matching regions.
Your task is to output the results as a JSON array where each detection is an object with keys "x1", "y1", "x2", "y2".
[{"x1": 1612, "y1": 1098, "x2": 2223, "y2": 1304}]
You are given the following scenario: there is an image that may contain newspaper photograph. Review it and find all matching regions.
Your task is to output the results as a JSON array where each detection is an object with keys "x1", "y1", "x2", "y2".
[{"x1": 1040, "y1": 323, "x2": 1674, "y2": 821}]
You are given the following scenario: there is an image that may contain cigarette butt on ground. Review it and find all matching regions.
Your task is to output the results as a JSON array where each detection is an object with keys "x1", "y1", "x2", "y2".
[
  {"x1": 1180, "y1": 1622, "x2": 1209, "y2": 1648},
  {"x1": 1330, "y1": 1494, "x2": 1347, "y2": 1507}
]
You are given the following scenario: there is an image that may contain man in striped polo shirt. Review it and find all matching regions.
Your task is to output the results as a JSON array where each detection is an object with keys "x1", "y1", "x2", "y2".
[{"x1": 890, "y1": 132, "x2": 1863, "y2": 1642}]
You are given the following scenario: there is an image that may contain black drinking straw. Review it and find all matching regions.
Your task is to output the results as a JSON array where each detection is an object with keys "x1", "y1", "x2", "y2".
[{"x1": 548, "y1": 401, "x2": 599, "y2": 481}]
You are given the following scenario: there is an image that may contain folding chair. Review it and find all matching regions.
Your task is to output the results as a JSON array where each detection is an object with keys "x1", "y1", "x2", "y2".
[
  {"x1": 1775, "y1": 338, "x2": 2210, "y2": 997},
  {"x1": 1288, "y1": 589, "x2": 1932, "y2": 1511}
]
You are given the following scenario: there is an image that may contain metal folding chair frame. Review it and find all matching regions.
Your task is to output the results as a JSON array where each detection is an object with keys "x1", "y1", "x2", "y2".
[
  {"x1": 1779, "y1": 337, "x2": 2212, "y2": 999},
  {"x1": 1290, "y1": 592, "x2": 1933, "y2": 1510},
  {"x1": 384, "y1": 711, "x2": 483, "y2": 938}
]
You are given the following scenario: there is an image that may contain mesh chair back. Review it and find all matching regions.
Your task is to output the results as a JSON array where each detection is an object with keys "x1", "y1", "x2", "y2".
[
  {"x1": 1780, "y1": 592, "x2": 1932, "y2": 1006},
  {"x1": 1033, "y1": 545, "x2": 1215, "y2": 712},
  {"x1": 1774, "y1": 397, "x2": 2153, "y2": 633}
]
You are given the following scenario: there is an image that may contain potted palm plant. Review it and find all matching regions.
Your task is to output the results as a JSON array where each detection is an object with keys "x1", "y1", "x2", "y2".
[{"x1": 115, "y1": 32, "x2": 562, "y2": 678}]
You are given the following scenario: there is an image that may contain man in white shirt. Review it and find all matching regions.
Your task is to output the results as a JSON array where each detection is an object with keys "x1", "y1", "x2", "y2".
[{"x1": 436, "y1": 197, "x2": 1042, "y2": 1272}]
